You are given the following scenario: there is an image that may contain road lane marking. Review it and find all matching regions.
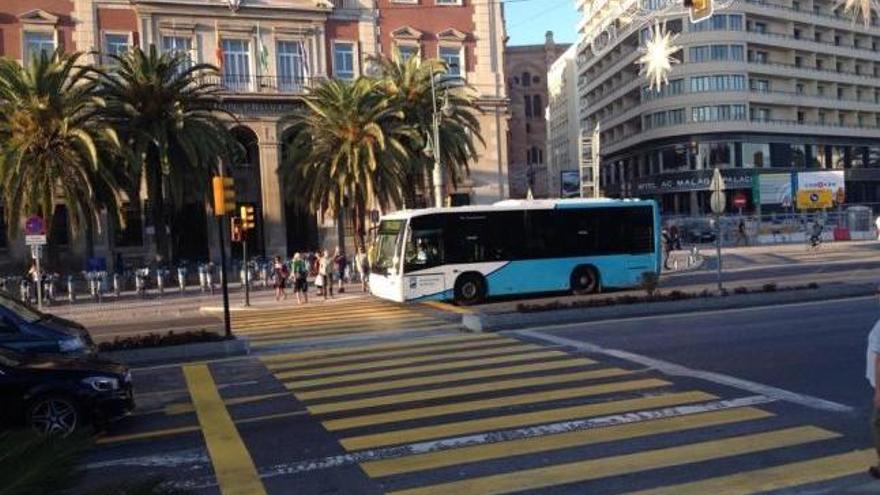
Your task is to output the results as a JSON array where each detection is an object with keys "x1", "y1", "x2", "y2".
[
  {"x1": 182, "y1": 364, "x2": 267, "y2": 495},
  {"x1": 420, "y1": 301, "x2": 474, "y2": 315},
  {"x1": 96, "y1": 425, "x2": 202, "y2": 444},
  {"x1": 280, "y1": 350, "x2": 570, "y2": 387},
  {"x1": 248, "y1": 322, "x2": 452, "y2": 346},
  {"x1": 265, "y1": 337, "x2": 522, "y2": 371},
  {"x1": 387, "y1": 426, "x2": 840, "y2": 495},
  {"x1": 625, "y1": 448, "x2": 877, "y2": 495},
  {"x1": 323, "y1": 378, "x2": 670, "y2": 430},
  {"x1": 361, "y1": 407, "x2": 773, "y2": 477},
  {"x1": 237, "y1": 315, "x2": 441, "y2": 334},
  {"x1": 273, "y1": 342, "x2": 543, "y2": 379},
  {"x1": 296, "y1": 359, "x2": 598, "y2": 400},
  {"x1": 307, "y1": 368, "x2": 632, "y2": 413},
  {"x1": 249, "y1": 325, "x2": 463, "y2": 348},
  {"x1": 163, "y1": 392, "x2": 292, "y2": 416},
  {"x1": 259, "y1": 333, "x2": 500, "y2": 364},
  {"x1": 340, "y1": 391, "x2": 716, "y2": 450},
  {"x1": 514, "y1": 330, "x2": 855, "y2": 413}
]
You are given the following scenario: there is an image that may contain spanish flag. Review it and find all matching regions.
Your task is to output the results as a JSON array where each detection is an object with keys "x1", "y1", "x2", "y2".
[{"x1": 215, "y1": 21, "x2": 224, "y2": 69}]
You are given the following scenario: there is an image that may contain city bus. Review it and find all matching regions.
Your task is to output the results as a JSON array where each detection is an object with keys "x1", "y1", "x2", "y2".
[{"x1": 369, "y1": 198, "x2": 661, "y2": 305}]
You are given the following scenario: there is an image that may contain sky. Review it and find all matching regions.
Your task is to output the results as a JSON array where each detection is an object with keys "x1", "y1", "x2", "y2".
[{"x1": 504, "y1": 0, "x2": 579, "y2": 46}]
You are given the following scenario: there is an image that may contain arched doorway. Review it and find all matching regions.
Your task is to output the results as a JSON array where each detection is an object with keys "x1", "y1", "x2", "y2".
[
  {"x1": 280, "y1": 126, "x2": 319, "y2": 253},
  {"x1": 229, "y1": 125, "x2": 265, "y2": 259}
]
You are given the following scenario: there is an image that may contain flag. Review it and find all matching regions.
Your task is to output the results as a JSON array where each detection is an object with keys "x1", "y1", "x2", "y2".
[
  {"x1": 214, "y1": 21, "x2": 224, "y2": 69},
  {"x1": 299, "y1": 42, "x2": 310, "y2": 81},
  {"x1": 257, "y1": 22, "x2": 268, "y2": 73}
]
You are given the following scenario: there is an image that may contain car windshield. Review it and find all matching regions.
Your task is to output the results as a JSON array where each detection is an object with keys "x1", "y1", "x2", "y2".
[
  {"x1": 372, "y1": 219, "x2": 406, "y2": 276},
  {"x1": 0, "y1": 293, "x2": 44, "y2": 323}
]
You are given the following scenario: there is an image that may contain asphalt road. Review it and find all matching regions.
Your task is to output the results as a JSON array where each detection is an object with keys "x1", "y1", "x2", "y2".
[{"x1": 76, "y1": 295, "x2": 880, "y2": 494}]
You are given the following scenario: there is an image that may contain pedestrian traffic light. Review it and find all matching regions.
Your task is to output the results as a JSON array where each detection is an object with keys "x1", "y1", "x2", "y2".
[
  {"x1": 230, "y1": 217, "x2": 243, "y2": 243},
  {"x1": 687, "y1": 0, "x2": 713, "y2": 23},
  {"x1": 212, "y1": 176, "x2": 236, "y2": 216},
  {"x1": 240, "y1": 205, "x2": 255, "y2": 231}
]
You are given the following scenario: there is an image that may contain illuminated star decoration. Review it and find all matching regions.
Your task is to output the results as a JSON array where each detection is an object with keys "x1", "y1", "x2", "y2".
[
  {"x1": 838, "y1": 0, "x2": 879, "y2": 27},
  {"x1": 637, "y1": 21, "x2": 682, "y2": 92}
]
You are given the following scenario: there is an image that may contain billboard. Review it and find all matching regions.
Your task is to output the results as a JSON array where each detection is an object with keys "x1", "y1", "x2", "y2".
[
  {"x1": 796, "y1": 171, "x2": 845, "y2": 210},
  {"x1": 758, "y1": 173, "x2": 792, "y2": 206},
  {"x1": 561, "y1": 170, "x2": 580, "y2": 198}
]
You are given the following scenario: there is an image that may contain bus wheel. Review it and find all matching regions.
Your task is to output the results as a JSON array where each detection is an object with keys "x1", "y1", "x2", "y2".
[
  {"x1": 454, "y1": 274, "x2": 486, "y2": 306},
  {"x1": 571, "y1": 266, "x2": 599, "y2": 295}
]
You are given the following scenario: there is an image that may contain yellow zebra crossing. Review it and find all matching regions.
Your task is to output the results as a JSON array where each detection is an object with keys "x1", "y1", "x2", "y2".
[
  {"x1": 261, "y1": 333, "x2": 871, "y2": 494},
  {"x1": 226, "y1": 297, "x2": 458, "y2": 346}
]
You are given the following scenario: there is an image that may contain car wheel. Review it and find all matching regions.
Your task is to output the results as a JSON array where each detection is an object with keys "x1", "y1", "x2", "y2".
[
  {"x1": 28, "y1": 395, "x2": 80, "y2": 437},
  {"x1": 571, "y1": 266, "x2": 600, "y2": 295},
  {"x1": 454, "y1": 274, "x2": 486, "y2": 306}
]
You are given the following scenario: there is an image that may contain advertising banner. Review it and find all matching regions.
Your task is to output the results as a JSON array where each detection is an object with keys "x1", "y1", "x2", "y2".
[
  {"x1": 795, "y1": 170, "x2": 845, "y2": 209},
  {"x1": 796, "y1": 189, "x2": 834, "y2": 210},
  {"x1": 635, "y1": 169, "x2": 755, "y2": 195},
  {"x1": 561, "y1": 170, "x2": 580, "y2": 198},
  {"x1": 758, "y1": 173, "x2": 792, "y2": 205}
]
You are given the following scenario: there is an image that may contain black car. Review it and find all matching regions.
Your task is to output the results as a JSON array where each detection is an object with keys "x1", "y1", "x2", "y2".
[
  {"x1": 0, "y1": 293, "x2": 96, "y2": 355},
  {"x1": 0, "y1": 347, "x2": 134, "y2": 435}
]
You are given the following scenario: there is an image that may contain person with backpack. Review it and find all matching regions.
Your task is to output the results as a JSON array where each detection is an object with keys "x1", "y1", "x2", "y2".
[
  {"x1": 272, "y1": 256, "x2": 289, "y2": 302},
  {"x1": 291, "y1": 252, "x2": 309, "y2": 304}
]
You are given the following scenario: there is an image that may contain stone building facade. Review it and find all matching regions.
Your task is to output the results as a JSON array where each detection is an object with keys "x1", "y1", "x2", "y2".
[
  {"x1": 0, "y1": 0, "x2": 509, "y2": 271},
  {"x1": 504, "y1": 31, "x2": 569, "y2": 198}
]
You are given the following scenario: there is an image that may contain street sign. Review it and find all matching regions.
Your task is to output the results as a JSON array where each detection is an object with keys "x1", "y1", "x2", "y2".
[
  {"x1": 710, "y1": 168, "x2": 726, "y2": 215},
  {"x1": 733, "y1": 192, "x2": 747, "y2": 209},
  {"x1": 24, "y1": 216, "x2": 45, "y2": 236},
  {"x1": 25, "y1": 234, "x2": 47, "y2": 246}
]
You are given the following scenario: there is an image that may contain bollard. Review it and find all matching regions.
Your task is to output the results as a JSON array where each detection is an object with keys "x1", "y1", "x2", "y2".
[
  {"x1": 198, "y1": 265, "x2": 208, "y2": 293},
  {"x1": 67, "y1": 275, "x2": 76, "y2": 303},
  {"x1": 156, "y1": 269, "x2": 166, "y2": 296},
  {"x1": 44, "y1": 274, "x2": 56, "y2": 305},
  {"x1": 20, "y1": 279, "x2": 29, "y2": 303},
  {"x1": 113, "y1": 273, "x2": 122, "y2": 298},
  {"x1": 206, "y1": 264, "x2": 216, "y2": 295},
  {"x1": 177, "y1": 267, "x2": 187, "y2": 294},
  {"x1": 260, "y1": 264, "x2": 269, "y2": 289},
  {"x1": 135, "y1": 269, "x2": 148, "y2": 298}
]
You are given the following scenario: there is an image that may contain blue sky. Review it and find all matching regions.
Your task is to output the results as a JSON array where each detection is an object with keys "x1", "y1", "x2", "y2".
[{"x1": 505, "y1": 0, "x2": 579, "y2": 46}]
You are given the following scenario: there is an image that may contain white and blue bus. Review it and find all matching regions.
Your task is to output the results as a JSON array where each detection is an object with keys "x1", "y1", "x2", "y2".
[{"x1": 369, "y1": 198, "x2": 661, "y2": 305}]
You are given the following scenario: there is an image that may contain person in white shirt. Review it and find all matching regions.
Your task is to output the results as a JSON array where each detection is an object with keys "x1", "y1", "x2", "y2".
[
  {"x1": 867, "y1": 320, "x2": 880, "y2": 478},
  {"x1": 875, "y1": 216, "x2": 880, "y2": 241}
]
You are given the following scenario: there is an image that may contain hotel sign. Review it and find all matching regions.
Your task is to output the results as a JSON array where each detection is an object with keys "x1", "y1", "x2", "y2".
[{"x1": 636, "y1": 169, "x2": 755, "y2": 194}]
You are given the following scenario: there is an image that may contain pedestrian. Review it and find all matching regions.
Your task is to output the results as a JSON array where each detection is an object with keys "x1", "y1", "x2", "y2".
[
  {"x1": 333, "y1": 247, "x2": 347, "y2": 294},
  {"x1": 291, "y1": 252, "x2": 309, "y2": 304},
  {"x1": 874, "y1": 215, "x2": 880, "y2": 241},
  {"x1": 355, "y1": 246, "x2": 369, "y2": 293},
  {"x1": 272, "y1": 256, "x2": 289, "y2": 301},
  {"x1": 867, "y1": 318, "x2": 880, "y2": 478},
  {"x1": 319, "y1": 250, "x2": 334, "y2": 299},
  {"x1": 736, "y1": 219, "x2": 748, "y2": 246},
  {"x1": 661, "y1": 227, "x2": 672, "y2": 270}
]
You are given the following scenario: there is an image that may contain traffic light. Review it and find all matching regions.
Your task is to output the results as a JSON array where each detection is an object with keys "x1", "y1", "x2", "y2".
[
  {"x1": 688, "y1": 0, "x2": 713, "y2": 23},
  {"x1": 240, "y1": 205, "x2": 256, "y2": 231},
  {"x1": 230, "y1": 217, "x2": 243, "y2": 243},
  {"x1": 212, "y1": 176, "x2": 236, "y2": 216}
]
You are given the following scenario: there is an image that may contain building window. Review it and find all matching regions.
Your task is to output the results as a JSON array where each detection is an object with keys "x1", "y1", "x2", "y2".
[
  {"x1": 750, "y1": 107, "x2": 771, "y2": 121},
  {"x1": 23, "y1": 31, "x2": 55, "y2": 65},
  {"x1": 162, "y1": 36, "x2": 193, "y2": 67},
  {"x1": 277, "y1": 40, "x2": 306, "y2": 90},
  {"x1": 532, "y1": 95, "x2": 542, "y2": 118},
  {"x1": 439, "y1": 46, "x2": 462, "y2": 76},
  {"x1": 397, "y1": 45, "x2": 419, "y2": 62},
  {"x1": 222, "y1": 39, "x2": 252, "y2": 90},
  {"x1": 750, "y1": 78, "x2": 770, "y2": 92},
  {"x1": 730, "y1": 45, "x2": 744, "y2": 60},
  {"x1": 522, "y1": 72, "x2": 531, "y2": 87},
  {"x1": 524, "y1": 95, "x2": 533, "y2": 118},
  {"x1": 333, "y1": 41, "x2": 355, "y2": 80},
  {"x1": 104, "y1": 33, "x2": 130, "y2": 60},
  {"x1": 692, "y1": 104, "x2": 746, "y2": 122}
]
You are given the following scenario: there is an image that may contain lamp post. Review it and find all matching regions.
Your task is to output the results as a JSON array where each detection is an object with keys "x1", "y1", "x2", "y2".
[{"x1": 426, "y1": 65, "x2": 460, "y2": 208}]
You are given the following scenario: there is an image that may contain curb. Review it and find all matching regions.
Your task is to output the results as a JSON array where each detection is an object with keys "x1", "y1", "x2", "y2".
[
  {"x1": 463, "y1": 283, "x2": 876, "y2": 332},
  {"x1": 99, "y1": 338, "x2": 250, "y2": 366}
]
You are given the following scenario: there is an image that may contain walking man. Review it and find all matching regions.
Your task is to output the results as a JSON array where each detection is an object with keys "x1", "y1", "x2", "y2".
[
  {"x1": 869, "y1": 319, "x2": 880, "y2": 478},
  {"x1": 333, "y1": 247, "x2": 347, "y2": 294},
  {"x1": 355, "y1": 246, "x2": 369, "y2": 293},
  {"x1": 319, "y1": 250, "x2": 334, "y2": 300}
]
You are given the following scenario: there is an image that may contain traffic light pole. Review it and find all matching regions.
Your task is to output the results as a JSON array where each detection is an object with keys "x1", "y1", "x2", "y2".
[
  {"x1": 242, "y1": 231, "x2": 250, "y2": 307},
  {"x1": 217, "y1": 215, "x2": 232, "y2": 338}
]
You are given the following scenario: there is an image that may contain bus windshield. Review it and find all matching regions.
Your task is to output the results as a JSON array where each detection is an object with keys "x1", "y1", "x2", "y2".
[{"x1": 372, "y1": 219, "x2": 406, "y2": 275}]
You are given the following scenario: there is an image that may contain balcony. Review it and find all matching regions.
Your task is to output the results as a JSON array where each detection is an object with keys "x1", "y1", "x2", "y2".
[{"x1": 208, "y1": 74, "x2": 322, "y2": 96}]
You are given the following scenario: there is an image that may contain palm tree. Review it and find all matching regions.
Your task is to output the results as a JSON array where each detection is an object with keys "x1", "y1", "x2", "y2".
[
  {"x1": 281, "y1": 78, "x2": 414, "y2": 249},
  {"x1": 370, "y1": 53, "x2": 483, "y2": 206},
  {"x1": 96, "y1": 45, "x2": 237, "y2": 262},
  {"x1": 0, "y1": 50, "x2": 124, "y2": 247}
]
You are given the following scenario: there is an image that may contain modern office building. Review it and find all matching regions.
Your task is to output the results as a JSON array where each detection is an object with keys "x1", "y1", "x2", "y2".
[
  {"x1": 505, "y1": 31, "x2": 569, "y2": 198},
  {"x1": 547, "y1": 43, "x2": 589, "y2": 198},
  {"x1": 576, "y1": 0, "x2": 880, "y2": 216},
  {"x1": 0, "y1": 0, "x2": 509, "y2": 270}
]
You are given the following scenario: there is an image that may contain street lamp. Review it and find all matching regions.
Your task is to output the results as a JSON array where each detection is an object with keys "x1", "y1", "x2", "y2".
[{"x1": 428, "y1": 63, "x2": 460, "y2": 208}]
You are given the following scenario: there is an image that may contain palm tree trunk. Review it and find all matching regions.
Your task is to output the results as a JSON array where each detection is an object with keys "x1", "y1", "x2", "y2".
[
  {"x1": 145, "y1": 156, "x2": 169, "y2": 264},
  {"x1": 353, "y1": 198, "x2": 366, "y2": 252}
]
